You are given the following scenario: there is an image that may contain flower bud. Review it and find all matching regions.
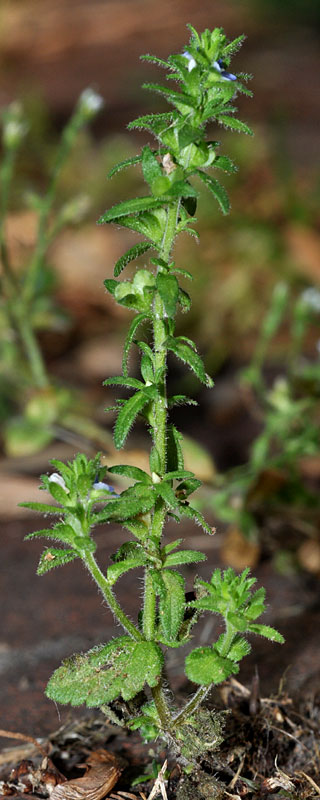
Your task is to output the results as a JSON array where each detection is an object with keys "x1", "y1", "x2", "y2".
[
  {"x1": 77, "y1": 88, "x2": 104, "y2": 120},
  {"x1": 2, "y1": 102, "x2": 28, "y2": 149}
]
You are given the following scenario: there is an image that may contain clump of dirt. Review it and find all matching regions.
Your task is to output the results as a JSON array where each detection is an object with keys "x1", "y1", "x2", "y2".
[{"x1": 0, "y1": 678, "x2": 319, "y2": 799}]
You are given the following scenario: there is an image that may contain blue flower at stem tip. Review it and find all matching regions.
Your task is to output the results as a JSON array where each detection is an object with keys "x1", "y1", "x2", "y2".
[
  {"x1": 183, "y1": 51, "x2": 237, "y2": 81},
  {"x1": 213, "y1": 58, "x2": 237, "y2": 82}
]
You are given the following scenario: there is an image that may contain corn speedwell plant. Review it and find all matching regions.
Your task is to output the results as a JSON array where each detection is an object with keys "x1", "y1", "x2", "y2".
[{"x1": 22, "y1": 26, "x2": 283, "y2": 761}]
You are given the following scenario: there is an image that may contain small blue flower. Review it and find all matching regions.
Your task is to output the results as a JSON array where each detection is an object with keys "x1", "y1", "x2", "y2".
[
  {"x1": 183, "y1": 50, "x2": 197, "y2": 72},
  {"x1": 93, "y1": 480, "x2": 118, "y2": 494},
  {"x1": 213, "y1": 59, "x2": 237, "y2": 82},
  {"x1": 93, "y1": 478, "x2": 119, "y2": 495}
]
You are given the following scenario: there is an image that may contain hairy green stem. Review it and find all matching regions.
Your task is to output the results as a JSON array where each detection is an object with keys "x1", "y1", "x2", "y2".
[
  {"x1": 141, "y1": 199, "x2": 180, "y2": 726},
  {"x1": 84, "y1": 551, "x2": 143, "y2": 642}
]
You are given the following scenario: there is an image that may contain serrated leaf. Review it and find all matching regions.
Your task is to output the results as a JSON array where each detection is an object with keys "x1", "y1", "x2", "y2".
[
  {"x1": 185, "y1": 646, "x2": 237, "y2": 686},
  {"x1": 127, "y1": 112, "x2": 174, "y2": 133},
  {"x1": 163, "y1": 550, "x2": 206, "y2": 567},
  {"x1": 104, "y1": 278, "x2": 118, "y2": 295},
  {"x1": 178, "y1": 288, "x2": 192, "y2": 313},
  {"x1": 19, "y1": 501, "x2": 61, "y2": 515},
  {"x1": 213, "y1": 155, "x2": 237, "y2": 173},
  {"x1": 167, "y1": 424, "x2": 184, "y2": 471},
  {"x1": 168, "y1": 394, "x2": 197, "y2": 408},
  {"x1": 159, "y1": 570, "x2": 185, "y2": 641},
  {"x1": 164, "y1": 180, "x2": 199, "y2": 199},
  {"x1": 107, "y1": 154, "x2": 142, "y2": 179},
  {"x1": 248, "y1": 624, "x2": 284, "y2": 643},
  {"x1": 98, "y1": 196, "x2": 164, "y2": 225},
  {"x1": 37, "y1": 547, "x2": 77, "y2": 574},
  {"x1": 94, "y1": 485, "x2": 155, "y2": 523},
  {"x1": 141, "y1": 145, "x2": 162, "y2": 188},
  {"x1": 177, "y1": 477, "x2": 202, "y2": 496},
  {"x1": 156, "y1": 272, "x2": 179, "y2": 318},
  {"x1": 114, "y1": 242, "x2": 153, "y2": 277},
  {"x1": 196, "y1": 171, "x2": 230, "y2": 215},
  {"x1": 163, "y1": 470, "x2": 194, "y2": 481},
  {"x1": 140, "y1": 53, "x2": 171, "y2": 69},
  {"x1": 142, "y1": 82, "x2": 198, "y2": 112},
  {"x1": 107, "y1": 555, "x2": 147, "y2": 585},
  {"x1": 154, "y1": 481, "x2": 177, "y2": 509},
  {"x1": 25, "y1": 522, "x2": 76, "y2": 545},
  {"x1": 218, "y1": 115, "x2": 253, "y2": 136},
  {"x1": 114, "y1": 387, "x2": 155, "y2": 449},
  {"x1": 167, "y1": 336, "x2": 213, "y2": 386},
  {"x1": 150, "y1": 446, "x2": 161, "y2": 474},
  {"x1": 227, "y1": 636, "x2": 251, "y2": 662},
  {"x1": 46, "y1": 637, "x2": 164, "y2": 707},
  {"x1": 103, "y1": 376, "x2": 143, "y2": 389},
  {"x1": 108, "y1": 464, "x2": 151, "y2": 484},
  {"x1": 179, "y1": 503, "x2": 213, "y2": 535},
  {"x1": 122, "y1": 313, "x2": 151, "y2": 377}
]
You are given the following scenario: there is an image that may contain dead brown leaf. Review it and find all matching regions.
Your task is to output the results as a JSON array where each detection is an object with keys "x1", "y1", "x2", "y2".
[{"x1": 50, "y1": 749, "x2": 122, "y2": 800}]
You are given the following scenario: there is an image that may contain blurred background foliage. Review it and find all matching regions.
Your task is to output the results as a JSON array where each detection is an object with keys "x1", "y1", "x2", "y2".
[{"x1": 1, "y1": 0, "x2": 320, "y2": 573}]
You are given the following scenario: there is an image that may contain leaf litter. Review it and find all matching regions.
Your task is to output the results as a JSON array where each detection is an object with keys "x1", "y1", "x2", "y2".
[{"x1": 0, "y1": 680, "x2": 320, "y2": 799}]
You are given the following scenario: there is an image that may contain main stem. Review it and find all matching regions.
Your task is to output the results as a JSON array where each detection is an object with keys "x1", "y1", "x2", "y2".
[
  {"x1": 143, "y1": 200, "x2": 180, "y2": 730},
  {"x1": 84, "y1": 551, "x2": 143, "y2": 642}
]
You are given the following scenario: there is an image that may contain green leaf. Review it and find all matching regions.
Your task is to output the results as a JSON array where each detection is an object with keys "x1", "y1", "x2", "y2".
[
  {"x1": 107, "y1": 154, "x2": 142, "y2": 179},
  {"x1": 167, "y1": 424, "x2": 184, "y2": 471},
  {"x1": 156, "y1": 272, "x2": 179, "y2": 318},
  {"x1": 142, "y1": 82, "x2": 198, "y2": 112},
  {"x1": 159, "y1": 570, "x2": 185, "y2": 642},
  {"x1": 122, "y1": 313, "x2": 151, "y2": 377},
  {"x1": 140, "y1": 53, "x2": 171, "y2": 69},
  {"x1": 98, "y1": 196, "x2": 164, "y2": 225},
  {"x1": 114, "y1": 242, "x2": 153, "y2": 277},
  {"x1": 213, "y1": 155, "x2": 237, "y2": 173},
  {"x1": 108, "y1": 464, "x2": 151, "y2": 484},
  {"x1": 94, "y1": 484, "x2": 155, "y2": 523},
  {"x1": 248, "y1": 624, "x2": 285, "y2": 644},
  {"x1": 163, "y1": 550, "x2": 206, "y2": 567},
  {"x1": 168, "y1": 394, "x2": 197, "y2": 408},
  {"x1": 150, "y1": 446, "x2": 161, "y2": 474},
  {"x1": 140, "y1": 353, "x2": 154, "y2": 383},
  {"x1": 47, "y1": 481, "x2": 70, "y2": 505},
  {"x1": 127, "y1": 112, "x2": 174, "y2": 133},
  {"x1": 154, "y1": 481, "x2": 177, "y2": 509},
  {"x1": 227, "y1": 636, "x2": 251, "y2": 662},
  {"x1": 178, "y1": 503, "x2": 213, "y2": 536},
  {"x1": 163, "y1": 470, "x2": 194, "y2": 481},
  {"x1": 196, "y1": 171, "x2": 230, "y2": 215},
  {"x1": 164, "y1": 180, "x2": 199, "y2": 199},
  {"x1": 37, "y1": 548, "x2": 77, "y2": 575},
  {"x1": 103, "y1": 376, "x2": 143, "y2": 390},
  {"x1": 218, "y1": 115, "x2": 253, "y2": 136},
  {"x1": 114, "y1": 387, "x2": 156, "y2": 449},
  {"x1": 185, "y1": 646, "x2": 237, "y2": 686},
  {"x1": 107, "y1": 555, "x2": 147, "y2": 585},
  {"x1": 177, "y1": 477, "x2": 202, "y2": 496},
  {"x1": 178, "y1": 288, "x2": 192, "y2": 313},
  {"x1": 167, "y1": 336, "x2": 214, "y2": 387},
  {"x1": 19, "y1": 501, "x2": 61, "y2": 515},
  {"x1": 25, "y1": 522, "x2": 76, "y2": 545},
  {"x1": 141, "y1": 145, "x2": 162, "y2": 188},
  {"x1": 104, "y1": 278, "x2": 118, "y2": 295},
  {"x1": 46, "y1": 637, "x2": 164, "y2": 707}
]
